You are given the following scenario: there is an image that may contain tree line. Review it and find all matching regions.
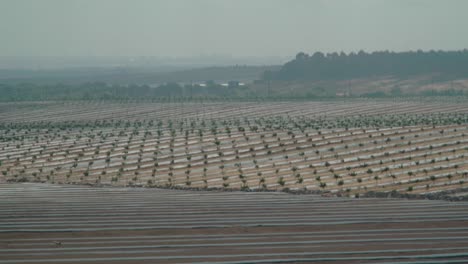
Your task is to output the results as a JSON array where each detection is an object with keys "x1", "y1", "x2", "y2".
[
  {"x1": 264, "y1": 50, "x2": 468, "y2": 80},
  {"x1": 0, "y1": 82, "x2": 249, "y2": 101}
]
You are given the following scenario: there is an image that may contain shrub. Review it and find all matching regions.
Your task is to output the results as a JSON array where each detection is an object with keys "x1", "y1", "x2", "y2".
[{"x1": 277, "y1": 177, "x2": 285, "y2": 186}]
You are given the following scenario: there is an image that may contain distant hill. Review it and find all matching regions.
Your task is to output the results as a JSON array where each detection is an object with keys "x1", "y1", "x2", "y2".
[
  {"x1": 3, "y1": 50, "x2": 468, "y2": 100},
  {"x1": 147, "y1": 65, "x2": 281, "y2": 84},
  {"x1": 0, "y1": 65, "x2": 280, "y2": 85},
  {"x1": 265, "y1": 50, "x2": 468, "y2": 81}
]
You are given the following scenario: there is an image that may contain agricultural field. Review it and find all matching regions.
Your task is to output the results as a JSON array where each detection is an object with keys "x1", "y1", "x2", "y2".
[
  {"x1": 1, "y1": 183, "x2": 468, "y2": 263},
  {"x1": 1, "y1": 98, "x2": 468, "y2": 263},
  {"x1": 3, "y1": 1, "x2": 468, "y2": 262},
  {"x1": 1, "y1": 99, "x2": 468, "y2": 198},
  {"x1": 1, "y1": 98, "x2": 468, "y2": 123}
]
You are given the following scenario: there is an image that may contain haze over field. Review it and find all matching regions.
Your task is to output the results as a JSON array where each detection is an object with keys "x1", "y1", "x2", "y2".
[
  {"x1": 1, "y1": 0, "x2": 468, "y2": 68},
  {"x1": 2, "y1": 2, "x2": 468, "y2": 264}
]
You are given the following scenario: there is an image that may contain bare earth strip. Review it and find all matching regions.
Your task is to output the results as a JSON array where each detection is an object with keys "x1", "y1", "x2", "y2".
[{"x1": 1, "y1": 183, "x2": 468, "y2": 263}]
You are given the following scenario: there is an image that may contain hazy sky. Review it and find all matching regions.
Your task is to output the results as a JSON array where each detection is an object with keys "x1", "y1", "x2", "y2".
[{"x1": 1, "y1": 0, "x2": 468, "y2": 58}]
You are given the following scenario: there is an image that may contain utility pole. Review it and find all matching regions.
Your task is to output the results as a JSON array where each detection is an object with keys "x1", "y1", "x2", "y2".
[
  {"x1": 190, "y1": 80, "x2": 193, "y2": 100},
  {"x1": 347, "y1": 81, "x2": 351, "y2": 97},
  {"x1": 267, "y1": 79, "x2": 271, "y2": 98}
]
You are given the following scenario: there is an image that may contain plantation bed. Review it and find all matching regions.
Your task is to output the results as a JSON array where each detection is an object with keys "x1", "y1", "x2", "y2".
[{"x1": 1, "y1": 183, "x2": 468, "y2": 263}]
